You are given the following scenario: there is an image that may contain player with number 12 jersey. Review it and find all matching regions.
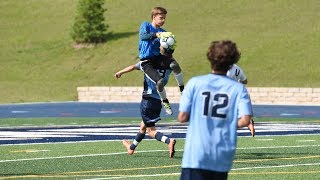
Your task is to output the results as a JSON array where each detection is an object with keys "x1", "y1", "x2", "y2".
[{"x1": 179, "y1": 73, "x2": 252, "y2": 172}]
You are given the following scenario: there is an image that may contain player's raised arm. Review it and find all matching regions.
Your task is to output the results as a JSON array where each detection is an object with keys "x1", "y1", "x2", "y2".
[
  {"x1": 114, "y1": 64, "x2": 138, "y2": 79},
  {"x1": 139, "y1": 22, "x2": 158, "y2": 40},
  {"x1": 227, "y1": 64, "x2": 248, "y2": 84}
]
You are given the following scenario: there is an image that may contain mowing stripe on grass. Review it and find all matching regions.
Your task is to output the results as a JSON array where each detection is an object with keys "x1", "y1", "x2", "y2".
[
  {"x1": 237, "y1": 144, "x2": 320, "y2": 150},
  {"x1": 78, "y1": 163, "x2": 320, "y2": 180},
  {"x1": 83, "y1": 173, "x2": 181, "y2": 180},
  {"x1": 235, "y1": 155, "x2": 320, "y2": 163},
  {"x1": 1, "y1": 162, "x2": 320, "y2": 179},
  {"x1": 232, "y1": 162, "x2": 320, "y2": 171},
  {"x1": 85, "y1": 169, "x2": 320, "y2": 180},
  {"x1": 3, "y1": 169, "x2": 320, "y2": 180},
  {"x1": 54, "y1": 165, "x2": 180, "y2": 175},
  {"x1": 0, "y1": 149, "x2": 182, "y2": 163},
  {"x1": 230, "y1": 170, "x2": 320, "y2": 175},
  {"x1": 0, "y1": 173, "x2": 181, "y2": 180},
  {"x1": 10, "y1": 149, "x2": 50, "y2": 153}
]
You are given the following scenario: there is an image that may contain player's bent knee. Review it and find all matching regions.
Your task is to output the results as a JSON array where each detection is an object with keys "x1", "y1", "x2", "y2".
[
  {"x1": 170, "y1": 61, "x2": 181, "y2": 74},
  {"x1": 147, "y1": 128, "x2": 156, "y2": 138},
  {"x1": 140, "y1": 128, "x2": 146, "y2": 134}
]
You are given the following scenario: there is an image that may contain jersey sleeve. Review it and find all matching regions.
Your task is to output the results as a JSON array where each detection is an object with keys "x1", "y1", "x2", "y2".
[
  {"x1": 139, "y1": 22, "x2": 157, "y2": 40},
  {"x1": 135, "y1": 62, "x2": 141, "y2": 70},
  {"x1": 237, "y1": 66, "x2": 247, "y2": 81},
  {"x1": 237, "y1": 86, "x2": 253, "y2": 118},
  {"x1": 179, "y1": 78, "x2": 195, "y2": 114}
]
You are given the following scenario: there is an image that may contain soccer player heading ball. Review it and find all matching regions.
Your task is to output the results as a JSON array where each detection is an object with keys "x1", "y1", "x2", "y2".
[{"x1": 138, "y1": 7, "x2": 184, "y2": 115}]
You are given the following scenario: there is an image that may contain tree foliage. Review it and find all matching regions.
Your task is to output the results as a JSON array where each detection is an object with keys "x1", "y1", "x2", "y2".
[{"x1": 71, "y1": 0, "x2": 108, "y2": 43}]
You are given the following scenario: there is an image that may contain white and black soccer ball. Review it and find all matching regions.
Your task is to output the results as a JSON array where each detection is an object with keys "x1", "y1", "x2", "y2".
[{"x1": 160, "y1": 35, "x2": 176, "y2": 49}]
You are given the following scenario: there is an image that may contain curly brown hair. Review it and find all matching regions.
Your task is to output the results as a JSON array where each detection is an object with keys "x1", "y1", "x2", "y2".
[
  {"x1": 206, "y1": 40, "x2": 241, "y2": 72},
  {"x1": 150, "y1": 7, "x2": 167, "y2": 19}
]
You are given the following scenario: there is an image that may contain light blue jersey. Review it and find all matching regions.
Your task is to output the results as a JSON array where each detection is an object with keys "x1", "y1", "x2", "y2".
[
  {"x1": 135, "y1": 62, "x2": 171, "y2": 100},
  {"x1": 138, "y1": 22, "x2": 166, "y2": 59},
  {"x1": 179, "y1": 73, "x2": 253, "y2": 172}
]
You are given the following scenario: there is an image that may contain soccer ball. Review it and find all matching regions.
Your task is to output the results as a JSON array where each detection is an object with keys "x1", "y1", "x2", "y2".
[{"x1": 160, "y1": 35, "x2": 176, "y2": 49}]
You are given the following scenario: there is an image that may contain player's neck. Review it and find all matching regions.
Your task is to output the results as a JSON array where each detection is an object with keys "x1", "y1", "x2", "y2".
[
  {"x1": 211, "y1": 70, "x2": 226, "y2": 76},
  {"x1": 151, "y1": 22, "x2": 160, "y2": 28}
]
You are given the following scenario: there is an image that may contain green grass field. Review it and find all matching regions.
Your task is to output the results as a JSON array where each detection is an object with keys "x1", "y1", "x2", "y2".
[
  {"x1": 0, "y1": 117, "x2": 319, "y2": 128},
  {"x1": 0, "y1": 0, "x2": 320, "y2": 103},
  {"x1": 0, "y1": 117, "x2": 319, "y2": 179},
  {"x1": 1, "y1": 0, "x2": 319, "y2": 178},
  {"x1": 0, "y1": 132, "x2": 319, "y2": 179}
]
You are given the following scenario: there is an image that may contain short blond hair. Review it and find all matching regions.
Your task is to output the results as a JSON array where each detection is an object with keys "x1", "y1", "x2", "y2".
[{"x1": 150, "y1": 7, "x2": 167, "y2": 19}]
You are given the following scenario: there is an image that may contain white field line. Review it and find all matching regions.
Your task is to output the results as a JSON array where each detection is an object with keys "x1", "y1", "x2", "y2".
[
  {"x1": 82, "y1": 173, "x2": 181, "y2": 180},
  {"x1": 297, "y1": 140, "x2": 316, "y2": 142},
  {"x1": 1, "y1": 144, "x2": 320, "y2": 163}
]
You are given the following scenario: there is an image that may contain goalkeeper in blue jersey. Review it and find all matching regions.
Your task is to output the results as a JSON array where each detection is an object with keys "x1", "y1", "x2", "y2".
[
  {"x1": 178, "y1": 40, "x2": 253, "y2": 179},
  {"x1": 138, "y1": 7, "x2": 184, "y2": 115},
  {"x1": 114, "y1": 54, "x2": 176, "y2": 158}
]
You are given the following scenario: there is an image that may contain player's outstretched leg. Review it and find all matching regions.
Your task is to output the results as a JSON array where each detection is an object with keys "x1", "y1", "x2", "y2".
[
  {"x1": 154, "y1": 131, "x2": 176, "y2": 158},
  {"x1": 122, "y1": 130, "x2": 145, "y2": 155},
  {"x1": 122, "y1": 139, "x2": 134, "y2": 155},
  {"x1": 248, "y1": 118, "x2": 255, "y2": 137},
  {"x1": 168, "y1": 138, "x2": 176, "y2": 158},
  {"x1": 141, "y1": 61, "x2": 173, "y2": 115}
]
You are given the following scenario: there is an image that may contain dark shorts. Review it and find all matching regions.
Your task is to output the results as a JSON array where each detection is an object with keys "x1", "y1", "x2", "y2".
[
  {"x1": 140, "y1": 97, "x2": 162, "y2": 127},
  {"x1": 180, "y1": 168, "x2": 228, "y2": 180},
  {"x1": 141, "y1": 55, "x2": 175, "y2": 83}
]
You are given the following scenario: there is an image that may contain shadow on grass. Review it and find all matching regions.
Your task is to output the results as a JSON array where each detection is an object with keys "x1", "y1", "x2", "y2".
[
  {"x1": 73, "y1": 31, "x2": 138, "y2": 49},
  {"x1": 235, "y1": 152, "x2": 320, "y2": 161},
  {"x1": 130, "y1": 151, "x2": 183, "y2": 160},
  {"x1": 106, "y1": 31, "x2": 138, "y2": 42}
]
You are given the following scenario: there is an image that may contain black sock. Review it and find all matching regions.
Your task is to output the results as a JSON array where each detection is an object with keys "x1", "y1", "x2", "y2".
[
  {"x1": 130, "y1": 132, "x2": 145, "y2": 150},
  {"x1": 162, "y1": 99, "x2": 169, "y2": 103},
  {"x1": 155, "y1": 132, "x2": 170, "y2": 144},
  {"x1": 179, "y1": 85, "x2": 184, "y2": 92}
]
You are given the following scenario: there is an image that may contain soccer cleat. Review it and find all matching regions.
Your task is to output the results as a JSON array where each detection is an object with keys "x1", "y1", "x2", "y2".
[
  {"x1": 122, "y1": 139, "x2": 134, "y2": 155},
  {"x1": 162, "y1": 100, "x2": 173, "y2": 115},
  {"x1": 168, "y1": 138, "x2": 176, "y2": 158},
  {"x1": 248, "y1": 118, "x2": 255, "y2": 137}
]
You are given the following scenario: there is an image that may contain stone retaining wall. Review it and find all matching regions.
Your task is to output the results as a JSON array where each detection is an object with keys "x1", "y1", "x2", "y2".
[{"x1": 77, "y1": 87, "x2": 320, "y2": 105}]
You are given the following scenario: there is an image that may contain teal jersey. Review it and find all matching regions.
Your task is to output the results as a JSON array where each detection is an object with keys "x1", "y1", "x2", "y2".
[
  {"x1": 138, "y1": 22, "x2": 166, "y2": 59},
  {"x1": 179, "y1": 73, "x2": 253, "y2": 172}
]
